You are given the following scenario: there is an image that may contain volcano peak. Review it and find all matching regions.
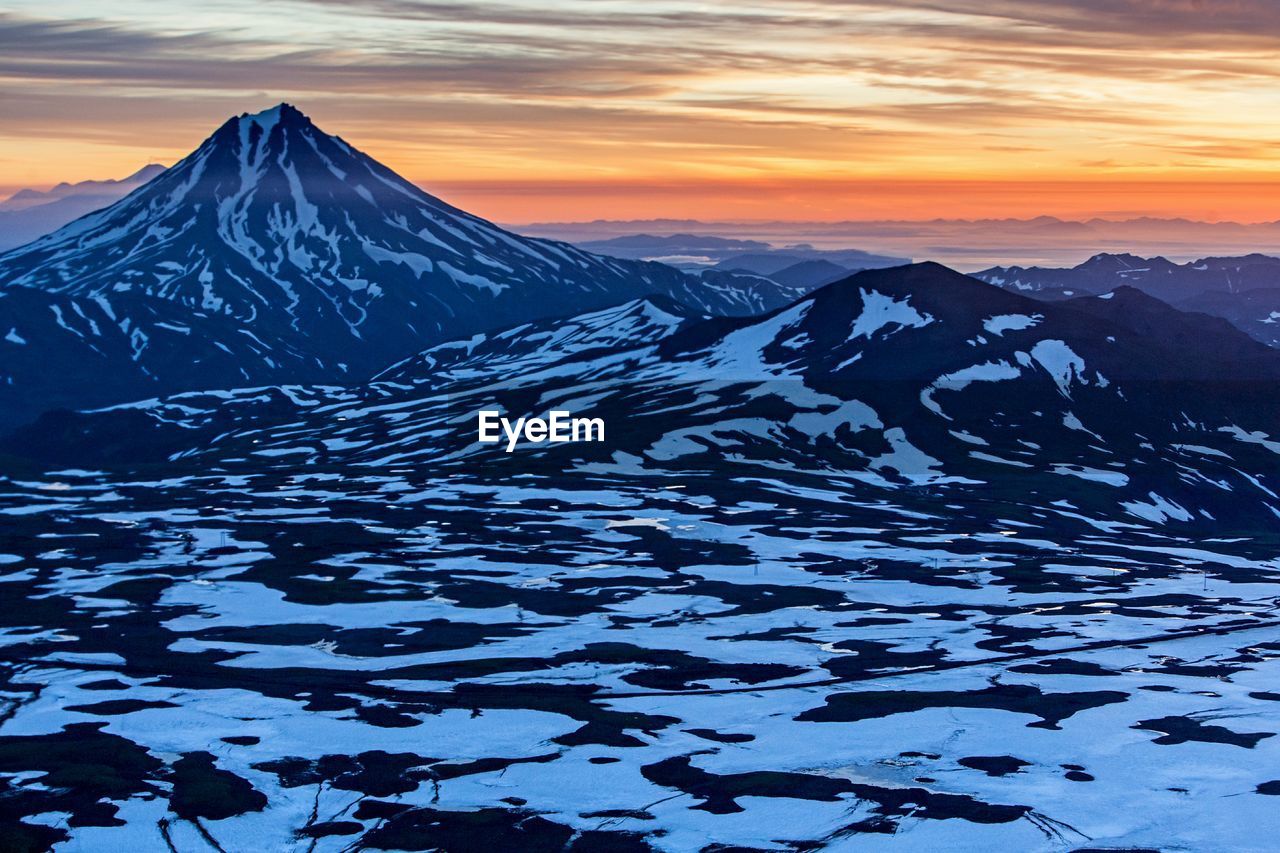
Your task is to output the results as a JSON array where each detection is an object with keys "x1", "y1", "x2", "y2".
[
  {"x1": 0, "y1": 104, "x2": 808, "y2": 428},
  {"x1": 240, "y1": 102, "x2": 306, "y2": 126}
]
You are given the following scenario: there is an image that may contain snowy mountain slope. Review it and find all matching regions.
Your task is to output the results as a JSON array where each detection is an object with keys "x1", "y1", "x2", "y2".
[
  {"x1": 0, "y1": 105, "x2": 806, "y2": 429},
  {"x1": 2, "y1": 294, "x2": 705, "y2": 465},
  {"x1": 0, "y1": 285, "x2": 328, "y2": 431},
  {"x1": 15, "y1": 263, "x2": 1280, "y2": 531},
  {"x1": 0, "y1": 294, "x2": 696, "y2": 435},
  {"x1": 375, "y1": 295, "x2": 700, "y2": 387}
]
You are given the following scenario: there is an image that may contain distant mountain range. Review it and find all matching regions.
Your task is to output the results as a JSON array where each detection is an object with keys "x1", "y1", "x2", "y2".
[
  {"x1": 0, "y1": 105, "x2": 808, "y2": 431},
  {"x1": 0, "y1": 164, "x2": 167, "y2": 252},
  {"x1": 576, "y1": 233, "x2": 909, "y2": 290},
  {"x1": 974, "y1": 253, "x2": 1280, "y2": 346},
  {"x1": 13, "y1": 262, "x2": 1280, "y2": 531},
  {"x1": 574, "y1": 233, "x2": 773, "y2": 259},
  {"x1": 580, "y1": 232, "x2": 904, "y2": 265},
  {"x1": 523, "y1": 217, "x2": 1280, "y2": 271}
]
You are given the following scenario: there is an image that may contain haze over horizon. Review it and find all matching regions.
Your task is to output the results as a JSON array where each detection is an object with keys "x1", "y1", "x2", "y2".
[{"x1": 5, "y1": 0, "x2": 1280, "y2": 224}]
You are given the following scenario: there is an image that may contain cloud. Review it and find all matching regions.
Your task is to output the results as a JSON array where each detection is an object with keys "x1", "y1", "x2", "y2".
[
  {"x1": 2, "y1": 0, "x2": 1279, "y2": 212},
  {"x1": 872, "y1": 0, "x2": 1280, "y2": 43}
]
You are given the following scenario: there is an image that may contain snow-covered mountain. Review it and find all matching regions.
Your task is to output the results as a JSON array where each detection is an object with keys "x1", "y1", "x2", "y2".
[
  {"x1": 977, "y1": 253, "x2": 1280, "y2": 303},
  {"x1": 975, "y1": 253, "x2": 1280, "y2": 347},
  {"x1": 374, "y1": 294, "x2": 700, "y2": 387},
  {"x1": 0, "y1": 105, "x2": 807, "y2": 429},
  {"x1": 16, "y1": 263, "x2": 1280, "y2": 531}
]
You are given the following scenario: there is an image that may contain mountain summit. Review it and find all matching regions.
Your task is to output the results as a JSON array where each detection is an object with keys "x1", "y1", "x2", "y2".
[
  {"x1": 0, "y1": 103, "x2": 793, "y2": 372},
  {"x1": 0, "y1": 104, "x2": 801, "y2": 428}
]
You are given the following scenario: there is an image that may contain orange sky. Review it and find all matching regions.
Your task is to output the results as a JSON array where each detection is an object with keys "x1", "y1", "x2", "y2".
[
  {"x1": 5, "y1": 1, "x2": 1280, "y2": 223},
  {"x1": 430, "y1": 178, "x2": 1280, "y2": 224}
]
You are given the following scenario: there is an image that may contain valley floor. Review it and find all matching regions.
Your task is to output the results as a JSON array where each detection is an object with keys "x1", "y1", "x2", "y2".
[{"x1": 1, "y1": 464, "x2": 1278, "y2": 851}]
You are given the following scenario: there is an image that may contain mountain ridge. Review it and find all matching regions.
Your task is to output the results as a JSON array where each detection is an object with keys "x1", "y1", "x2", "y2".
[
  {"x1": 975, "y1": 252, "x2": 1280, "y2": 347},
  {"x1": 12, "y1": 261, "x2": 1280, "y2": 532}
]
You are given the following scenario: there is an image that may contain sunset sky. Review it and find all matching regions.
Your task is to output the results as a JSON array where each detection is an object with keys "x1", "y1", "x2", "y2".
[{"x1": 4, "y1": 0, "x2": 1280, "y2": 223}]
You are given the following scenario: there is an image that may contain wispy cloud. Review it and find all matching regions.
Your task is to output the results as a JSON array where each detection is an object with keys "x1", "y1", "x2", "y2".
[{"x1": 2, "y1": 0, "x2": 1279, "y2": 219}]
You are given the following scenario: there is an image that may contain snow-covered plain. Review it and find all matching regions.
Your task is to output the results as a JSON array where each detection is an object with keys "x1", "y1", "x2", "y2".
[{"x1": 1, "y1": 462, "x2": 1279, "y2": 851}]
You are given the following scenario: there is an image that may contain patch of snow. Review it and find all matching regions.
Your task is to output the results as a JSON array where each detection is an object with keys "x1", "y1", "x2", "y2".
[
  {"x1": 1028, "y1": 340, "x2": 1086, "y2": 396},
  {"x1": 921, "y1": 361, "x2": 1021, "y2": 418},
  {"x1": 1053, "y1": 464, "x2": 1129, "y2": 486},
  {"x1": 849, "y1": 289, "x2": 933, "y2": 340},
  {"x1": 982, "y1": 314, "x2": 1041, "y2": 336},
  {"x1": 700, "y1": 302, "x2": 811, "y2": 379},
  {"x1": 1122, "y1": 492, "x2": 1193, "y2": 523}
]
